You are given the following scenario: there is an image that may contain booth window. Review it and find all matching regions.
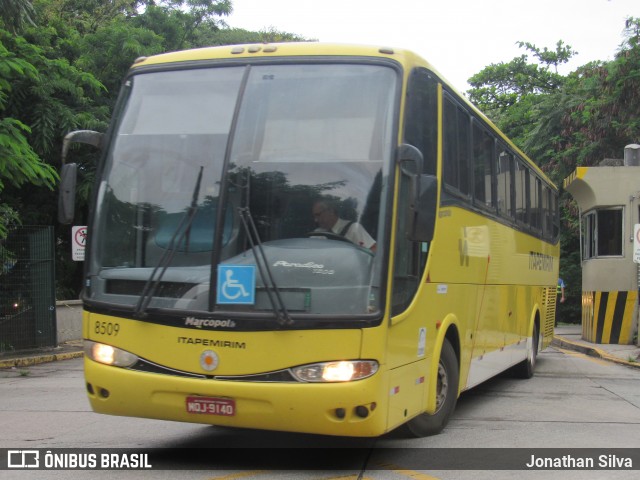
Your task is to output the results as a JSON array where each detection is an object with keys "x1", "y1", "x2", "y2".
[{"x1": 582, "y1": 207, "x2": 623, "y2": 259}]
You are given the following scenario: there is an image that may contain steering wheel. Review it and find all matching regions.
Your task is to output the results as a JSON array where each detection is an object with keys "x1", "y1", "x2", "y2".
[{"x1": 304, "y1": 231, "x2": 353, "y2": 244}]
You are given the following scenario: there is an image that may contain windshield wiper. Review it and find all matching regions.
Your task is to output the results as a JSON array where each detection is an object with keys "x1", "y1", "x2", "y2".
[
  {"x1": 134, "y1": 166, "x2": 204, "y2": 317},
  {"x1": 237, "y1": 206, "x2": 293, "y2": 326}
]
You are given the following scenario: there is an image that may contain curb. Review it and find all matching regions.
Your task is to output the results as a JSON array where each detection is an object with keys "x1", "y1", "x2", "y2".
[
  {"x1": 552, "y1": 335, "x2": 640, "y2": 369},
  {"x1": 0, "y1": 350, "x2": 84, "y2": 369}
]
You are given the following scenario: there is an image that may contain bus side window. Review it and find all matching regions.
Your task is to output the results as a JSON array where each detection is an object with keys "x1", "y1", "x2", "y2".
[
  {"x1": 472, "y1": 122, "x2": 495, "y2": 210},
  {"x1": 496, "y1": 148, "x2": 514, "y2": 219},
  {"x1": 443, "y1": 94, "x2": 470, "y2": 198},
  {"x1": 515, "y1": 160, "x2": 529, "y2": 225},
  {"x1": 393, "y1": 69, "x2": 438, "y2": 314},
  {"x1": 404, "y1": 68, "x2": 437, "y2": 176}
]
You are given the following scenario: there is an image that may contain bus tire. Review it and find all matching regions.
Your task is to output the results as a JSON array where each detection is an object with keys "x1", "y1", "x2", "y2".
[
  {"x1": 403, "y1": 338, "x2": 459, "y2": 437},
  {"x1": 512, "y1": 323, "x2": 539, "y2": 379}
]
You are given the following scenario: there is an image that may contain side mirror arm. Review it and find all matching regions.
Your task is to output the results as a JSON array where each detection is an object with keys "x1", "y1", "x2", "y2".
[{"x1": 61, "y1": 130, "x2": 103, "y2": 165}]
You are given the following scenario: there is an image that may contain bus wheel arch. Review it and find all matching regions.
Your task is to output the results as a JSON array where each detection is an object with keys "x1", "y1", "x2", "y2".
[{"x1": 402, "y1": 326, "x2": 460, "y2": 437}]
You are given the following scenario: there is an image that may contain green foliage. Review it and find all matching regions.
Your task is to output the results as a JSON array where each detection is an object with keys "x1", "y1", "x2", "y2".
[
  {"x1": 468, "y1": 41, "x2": 574, "y2": 107},
  {"x1": 468, "y1": 40, "x2": 576, "y2": 147},
  {"x1": 0, "y1": 0, "x2": 36, "y2": 33},
  {"x1": 76, "y1": 20, "x2": 165, "y2": 98},
  {"x1": 0, "y1": 118, "x2": 56, "y2": 189},
  {"x1": 0, "y1": 31, "x2": 58, "y2": 240},
  {"x1": 131, "y1": 1, "x2": 232, "y2": 51},
  {"x1": 197, "y1": 26, "x2": 309, "y2": 46},
  {"x1": 0, "y1": 203, "x2": 20, "y2": 252}
]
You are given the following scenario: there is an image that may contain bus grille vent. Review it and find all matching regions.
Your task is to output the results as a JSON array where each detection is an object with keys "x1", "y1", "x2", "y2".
[
  {"x1": 130, "y1": 358, "x2": 298, "y2": 382},
  {"x1": 543, "y1": 287, "x2": 556, "y2": 338}
]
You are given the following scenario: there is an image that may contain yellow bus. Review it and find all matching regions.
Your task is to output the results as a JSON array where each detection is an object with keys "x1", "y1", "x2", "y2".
[{"x1": 60, "y1": 43, "x2": 559, "y2": 437}]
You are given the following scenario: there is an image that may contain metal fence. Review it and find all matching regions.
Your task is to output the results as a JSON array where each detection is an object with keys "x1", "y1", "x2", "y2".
[{"x1": 0, "y1": 226, "x2": 57, "y2": 354}]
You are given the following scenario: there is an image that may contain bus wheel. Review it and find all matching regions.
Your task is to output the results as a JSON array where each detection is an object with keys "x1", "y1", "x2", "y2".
[
  {"x1": 403, "y1": 338, "x2": 459, "y2": 437},
  {"x1": 512, "y1": 323, "x2": 539, "y2": 379}
]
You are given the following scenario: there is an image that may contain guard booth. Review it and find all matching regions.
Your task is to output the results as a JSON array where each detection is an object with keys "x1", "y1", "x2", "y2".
[{"x1": 564, "y1": 145, "x2": 640, "y2": 345}]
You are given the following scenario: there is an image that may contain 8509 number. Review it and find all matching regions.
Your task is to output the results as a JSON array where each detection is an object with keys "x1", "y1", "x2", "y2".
[{"x1": 94, "y1": 321, "x2": 120, "y2": 336}]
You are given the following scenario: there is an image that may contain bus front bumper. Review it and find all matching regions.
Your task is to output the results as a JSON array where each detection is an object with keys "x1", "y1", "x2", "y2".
[{"x1": 84, "y1": 358, "x2": 390, "y2": 437}]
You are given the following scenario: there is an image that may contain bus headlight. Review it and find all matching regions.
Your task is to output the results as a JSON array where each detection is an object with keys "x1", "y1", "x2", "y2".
[
  {"x1": 291, "y1": 360, "x2": 378, "y2": 382},
  {"x1": 84, "y1": 340, "x2": 138, "y2": 367}
]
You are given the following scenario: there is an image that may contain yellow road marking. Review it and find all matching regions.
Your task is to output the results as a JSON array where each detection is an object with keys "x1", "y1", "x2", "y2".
[
  {"x1": 555, "y1": 347, "x2": 610, "y2": 366},
  {"x1": 324, "y1": 476, "x2": 373, "y2": 479},
  {"x1": 208, "y1": 474, "x2": 374, "y2": 480},
  {"x1": 374, "y1": 462, "x2": 441, "y2": 480},
  {"x1": 207, "y1": 471, "x2": 266, "y2": 480},
  {"x1": 389, "y1": 470, "x2": 440, "y2": 479},
  {"x1": 207, "y1": 469, "x2": 439, "y2": 480}
]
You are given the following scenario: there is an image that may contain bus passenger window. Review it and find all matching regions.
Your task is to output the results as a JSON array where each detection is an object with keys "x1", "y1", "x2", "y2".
[
  {"x1": 496, "y1": 149, "x2": 513, "y2": 218},
  {"x1": 530, "y1": 177, "x2": 542, "y2": 231},
  {"x1": 443, "y1": 96, "x2": 470, "y2": 197},
  {"x1": 472, "y1": 123, "x2": 494, "y2": 209},
  {"x1": 515, "y1": 161, "x2": 529, "y2": 224},
  {"x1": 404, "y1": 68, "x2": 437, "y2": 175}
]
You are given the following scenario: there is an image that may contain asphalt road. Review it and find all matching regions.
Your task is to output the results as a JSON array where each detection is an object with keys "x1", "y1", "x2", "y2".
[{"x1": 1, "y1": 344, "x2": 639, "y2": 479}]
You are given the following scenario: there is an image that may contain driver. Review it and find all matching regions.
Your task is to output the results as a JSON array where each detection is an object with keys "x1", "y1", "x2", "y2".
[{"x1": 312, "y1": 199, "x2": 376, "y2": 252}]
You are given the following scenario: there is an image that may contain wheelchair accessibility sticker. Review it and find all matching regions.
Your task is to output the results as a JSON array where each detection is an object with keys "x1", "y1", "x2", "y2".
[{"x1": 217, "y1": 265, "x2": 256, "y2": 304}]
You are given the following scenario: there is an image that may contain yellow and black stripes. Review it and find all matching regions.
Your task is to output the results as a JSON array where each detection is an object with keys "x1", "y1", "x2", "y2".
[{"x1": 582, "y1": 291, "x2": 637, "y2": 344}]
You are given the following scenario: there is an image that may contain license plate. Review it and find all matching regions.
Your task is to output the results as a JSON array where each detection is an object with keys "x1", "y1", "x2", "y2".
[{"x1": 186, "y1": 396, "x2": 235, "y2": 416}]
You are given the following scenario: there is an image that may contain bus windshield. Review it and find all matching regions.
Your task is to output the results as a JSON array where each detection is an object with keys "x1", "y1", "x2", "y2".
[{"x1": 87, "y1": 62, "x2": 397, "y2": 322}]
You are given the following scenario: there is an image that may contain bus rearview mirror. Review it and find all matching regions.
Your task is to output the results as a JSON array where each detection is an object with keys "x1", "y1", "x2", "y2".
[
  {"x1": 397, "y1": 144, "x2": 437, "y2": 242},
  {"x1": 58, "y1": 130, "x2": 103, "y2": 224},
  {"x1": 58, "y1": 163, "x2": 78, "y2": 224}
]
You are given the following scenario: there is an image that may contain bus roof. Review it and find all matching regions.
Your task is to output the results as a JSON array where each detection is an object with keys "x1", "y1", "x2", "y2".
[{"x1": 132, "y1": 42, "x2": 434, "y2": 70}]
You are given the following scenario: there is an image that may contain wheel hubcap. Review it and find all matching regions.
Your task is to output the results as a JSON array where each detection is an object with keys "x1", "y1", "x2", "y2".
[{"x1": 435, "y1": 361, "x2": 448, "y2": 412}]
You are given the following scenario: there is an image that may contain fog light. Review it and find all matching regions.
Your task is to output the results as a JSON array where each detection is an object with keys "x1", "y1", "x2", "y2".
[{"x1": 355, "y1": 406, "x2": 369, "y2": 418}]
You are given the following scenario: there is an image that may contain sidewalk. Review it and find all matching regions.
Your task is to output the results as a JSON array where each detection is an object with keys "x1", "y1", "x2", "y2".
[
  {"x1": 553, "y1": 324, "x2": 640, "y2": 369},
  {"x1": 0, "y1": 339, "x2": 84, "y2": 369},
  {"x1": 1, "y1": 325, "x2": 639, "y2": 370}
]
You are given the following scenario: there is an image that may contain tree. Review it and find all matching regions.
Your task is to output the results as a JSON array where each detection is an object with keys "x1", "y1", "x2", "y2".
[
  {"x1": 467, "y1": 40, "x2": 576, "y2": 146},
  {"x1": 468, "y1": 41, "x2": 575, "y2": 107},
  {"x1": 0, "y1": 31, "x2": 58, "y2": 238},
  {"x1": 131, "y1": 0, "x2": 232, "y2": 51},
  {"x1": 0, "y1": 0, "x2": 36, "y2": 33},
  {"x1": 0, "y1": 15, "x2": 105, "y2": 296}
]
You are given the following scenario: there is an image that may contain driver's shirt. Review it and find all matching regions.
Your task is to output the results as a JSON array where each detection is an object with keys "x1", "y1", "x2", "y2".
[{"x1": 331, "y1": 218, "x2": 376, "y2": 250}]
